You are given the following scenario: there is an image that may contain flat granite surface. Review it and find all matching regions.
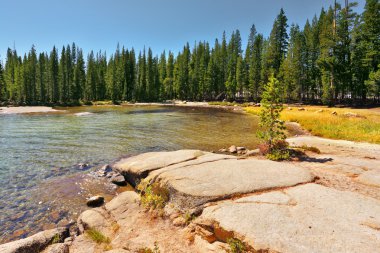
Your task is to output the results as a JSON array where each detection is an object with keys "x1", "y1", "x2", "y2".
[
  {"x1": 154, "y1": 158, "x2": 315, "y2": 208},
  {"x1": 199, "y1": 183, "x2": 380, "y2": 253}
]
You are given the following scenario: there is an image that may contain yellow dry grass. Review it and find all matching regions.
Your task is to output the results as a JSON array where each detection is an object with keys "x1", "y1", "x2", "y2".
[{"x1": 245, "y1": 106, "x2": 380, "y2": 144}]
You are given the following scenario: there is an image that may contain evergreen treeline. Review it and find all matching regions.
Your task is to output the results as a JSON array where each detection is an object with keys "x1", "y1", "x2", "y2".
[{"x1": 0, "y1": 0, "x2": 379, "y2": 106}]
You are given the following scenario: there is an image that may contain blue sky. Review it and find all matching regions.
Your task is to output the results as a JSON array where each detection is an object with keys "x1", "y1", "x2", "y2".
[{"x1": 0, "y1": 0, "x2": 366, "y2": 60}]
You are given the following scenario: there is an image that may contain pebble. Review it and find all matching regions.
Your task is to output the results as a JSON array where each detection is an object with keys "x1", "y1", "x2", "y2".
[
  {"x1": 86, "y1": 195, "x2": 104, "y2": 207},
  {"x1": 228, "y1": 145, "x2": 237, "y2": 153}
]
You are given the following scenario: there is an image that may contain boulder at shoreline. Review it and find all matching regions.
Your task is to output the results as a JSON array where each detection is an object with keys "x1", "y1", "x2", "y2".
[{"x1": 0, "y1": 227, "x2": 69, "y2": 253}]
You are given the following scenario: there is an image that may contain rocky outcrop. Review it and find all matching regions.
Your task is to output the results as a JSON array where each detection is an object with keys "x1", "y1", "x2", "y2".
[
  {"x1": 0, "y1": 227, "x2": 69, "y2": 253},
  {"x1": 3, "y1": 137, "x2": 380, "y2": 252},
  {"x1": 198, "y1": 183, "x2": 380, "y2": 253},
  {"x1": 113, "y1": 150, "x2": 314, "y2": 209},
  {"x1": 152, "y1": 158, "x2": 315, "y2": 209}
]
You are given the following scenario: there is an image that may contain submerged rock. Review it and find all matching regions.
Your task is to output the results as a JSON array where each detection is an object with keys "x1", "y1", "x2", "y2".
[
  {"x1": 86, "y1": 196, "x2": 104, "y2": 207},
  {"x1": 77, "y1": 163, "x2": 89, "y2": 170},
  {"x1": 74, "y1": 112, "x2": 94, "y2": 117}
]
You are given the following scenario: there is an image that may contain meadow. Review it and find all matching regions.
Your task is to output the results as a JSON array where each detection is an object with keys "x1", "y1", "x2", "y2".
[{"x1": 244, "y1": 105, "x2": 380, "y2": 144}]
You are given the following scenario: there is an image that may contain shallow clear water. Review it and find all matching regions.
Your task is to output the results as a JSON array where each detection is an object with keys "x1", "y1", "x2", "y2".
[{"x1": 0, "y1": 105, "x2": 260, "y2": 242}]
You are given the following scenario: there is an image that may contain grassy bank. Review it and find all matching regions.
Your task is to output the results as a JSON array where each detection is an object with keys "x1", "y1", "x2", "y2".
[{"x1": 244, "y1": 106, "x2": 380, "y2": 144}]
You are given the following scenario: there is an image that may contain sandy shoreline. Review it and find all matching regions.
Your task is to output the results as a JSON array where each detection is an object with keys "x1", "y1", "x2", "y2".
[
  {"x1": 0, "y1": 106, "x2": 61, "y2": 114},
  {"x1": 0, "y1": 102, "x2": 232, "y2": 114}
]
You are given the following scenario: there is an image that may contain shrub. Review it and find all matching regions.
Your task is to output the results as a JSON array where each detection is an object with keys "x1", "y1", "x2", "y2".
[
  {"x1": 257, "y1": 75, "x2": 287, "y2": 153},
  {"x1": 51, "y1": 233, "x2": 61, "y2": 244},
  {"x1": 266, "y1": 148, "x2": 290, "y2": 161},
  {"x1": 137, "y1": 181, "x2": 169, "y2": 210},
  {"x1": 183, "y1": 212, "x2": 196, "y2": 225},
  {"x1": 86, "y1": 229, "x2": 110, "y2": 244},
  {"x1": 227, "y1": 238, "x2": 246, "y2": 253}
]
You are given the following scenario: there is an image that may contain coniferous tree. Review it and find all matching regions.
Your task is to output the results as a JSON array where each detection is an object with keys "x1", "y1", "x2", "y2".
[
  {"x1": 28, "y1": 45, "x2": 38, "y2": 104},
  {"x1": 0, "y1": 61, "x2": 5, "y2": 101},
  {"x1": 146, "y1": 48, "x2": 155, "y2": 101},
  {"x1": 73, "y1": 49, "x2": 85, "y2": 102},
  {"x1": 158, "y1": 51, "x2": 167, "y2": 100},
  {"x1": 86, "y1": 51, "x2": 97, "y2": 101},
  {"x1": 137, "y1": 49, "x2": 147, "y2": 101},
  {"x1": 267, "y1": 8, "x2": 289, "y2": 74},
  {"x1": 97, "y1": 51, "x2": 107, "y2": 101},
  {"x1": 362, "y1": 0, "x2": 380, "y2": 101},
  {"x1": 164, "y1": 51, "x2": 174, "y2": 99},
  {"x1": 4, "y1": 49, "x2": 16, "y2": 101},
  {"x1": 258, "y1": 74, "x2": 288, "y2": 160},
  {"x1": 249, "y1": 33, "x2": 264, "y2": 101},
  {"x1": 219, "y1": 32, "x2": 228, "y2": 96},
  {"x1": 279, "y1": 24, "x2": 305, "y2": 101},
  {"x1": 50, "y1": 46, "x2": 59, "y2": 103},
  {"x1": 318, "y1": 7, "x2": 336, "y2": 105},
  {"x1": 37, "y1": 53, "x2": 47, "y2": 103},
  {"x1": 59, "y1": 46, "x2": 67, "y2": 103}
]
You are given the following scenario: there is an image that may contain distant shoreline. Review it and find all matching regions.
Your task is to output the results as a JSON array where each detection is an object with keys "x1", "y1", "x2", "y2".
[
  {"x1": 0, "y1": 101, "x2": 245, "y2": 115},
  {"x1": 0, "y1": 106, "x2": 62, "y2": 114}
]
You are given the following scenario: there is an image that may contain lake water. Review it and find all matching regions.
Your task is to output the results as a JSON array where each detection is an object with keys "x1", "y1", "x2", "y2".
[{"x1": 0, "y1": 105, "x2": 260, "y2": 243}]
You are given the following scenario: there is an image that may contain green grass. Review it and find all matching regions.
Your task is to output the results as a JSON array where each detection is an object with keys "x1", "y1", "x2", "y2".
[
  {"x1": 86, "y1": 229, "x2": 111, "y2": 244},
  {"x1": 183, "y1": 212, "x2": 196, "y2": 225},
  {"x1": 245, "y1": 106, "x2": 380, "y2": 144},
  {"x1": 227, "y1": 238, "x2": 246, "y2": 253},
  {"x1": 51, "y1": 233, "x2": 61, "y2": 244}
]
